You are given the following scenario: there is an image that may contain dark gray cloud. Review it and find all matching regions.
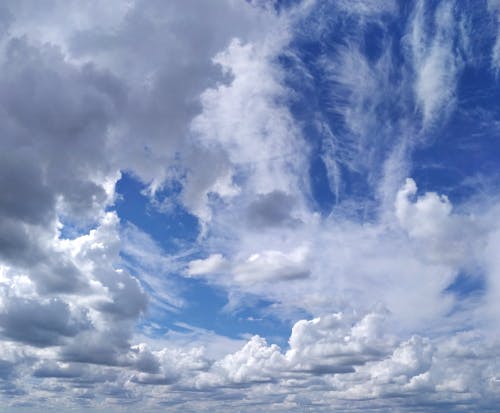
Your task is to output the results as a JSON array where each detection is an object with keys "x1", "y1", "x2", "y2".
[
  {"x1": 0, "y1": 36, "x2": 122, "y2": 229},
  {"x1": 90, "y1": 266, "x2": 148, "y2": 322},
  {"x1": 0, "y1": 297, "x2": 90, "y2": 347},
  {"x1": 246, "y1": 190, "x2": 300, "y2": 228},
  {"x1": 30, "y1": 258, "x2": 88, "y2": 295},
  {"x1": 60, "y1": 328, "x2": 131, "y2": 366},
  {"x1": 33, "y1": 361, "x2": 84, "y2": 379},
  {"x1": 0, "y1": 153, "x2": 54, "y2": 227}
]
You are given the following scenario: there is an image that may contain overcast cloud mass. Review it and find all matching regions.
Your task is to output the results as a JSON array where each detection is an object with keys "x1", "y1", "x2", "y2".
[{"x1": 1, "y1": 0, "x2": 500, "y2": 411}]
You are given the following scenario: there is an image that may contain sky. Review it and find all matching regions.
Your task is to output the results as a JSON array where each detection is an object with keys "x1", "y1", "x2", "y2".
[{"x1": 0, "y1": 0, "x2": 500, "y2": 411}]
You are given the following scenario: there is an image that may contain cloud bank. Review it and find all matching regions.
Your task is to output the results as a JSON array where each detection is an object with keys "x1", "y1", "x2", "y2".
[{"x1": 1, "y1": 0, "x2": 500, "y2": 412}]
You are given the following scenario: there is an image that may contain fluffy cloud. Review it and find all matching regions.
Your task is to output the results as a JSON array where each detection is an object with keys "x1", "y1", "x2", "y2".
[
  {"x1": 186, "y1": 254, "x2": 228, "y2": 277},
  {"x1": 186, "y1": 246, "x2": 310, "y2": 285},
  {"x1": 157, "y1": 313, "x2": 500, "y2": 411},
  {"x1": 232, "y1": 247, "x2": 310, "y2": 284},
  {"x1": 1, "y1": 0, "x2": 500, "y2": 412}
]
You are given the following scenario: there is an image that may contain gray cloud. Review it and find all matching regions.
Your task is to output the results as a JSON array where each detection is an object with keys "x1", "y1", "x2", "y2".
[
  {"x1": 246, "y1": 190, "x2": 301, "y2": 228},
  {"x1": 0, "y1": 0, "x2": 499, "y2": 412},
  {"x1": 0, "y1": 360, "x2": 14, "y2": 380},
  {"x1": 0, "y1": 297, "x2": 89, "y2": 347},
  {"x1": 33, "y1": 361, "x2": 84, "y2": 379}
]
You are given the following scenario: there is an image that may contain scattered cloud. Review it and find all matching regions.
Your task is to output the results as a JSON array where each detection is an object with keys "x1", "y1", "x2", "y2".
[{"x1": 0, "y1": 0, "x2": 499, "y2": 411}]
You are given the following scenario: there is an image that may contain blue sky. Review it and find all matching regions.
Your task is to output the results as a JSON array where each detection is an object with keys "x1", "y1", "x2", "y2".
[{"x1": 1, "y1": 0, "x2": 500, "y2": 411}]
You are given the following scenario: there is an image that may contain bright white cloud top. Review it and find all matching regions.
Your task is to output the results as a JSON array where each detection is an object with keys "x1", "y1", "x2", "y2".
[{"x1": 0, "y1": 0, "x2": 500, "y2": 412}]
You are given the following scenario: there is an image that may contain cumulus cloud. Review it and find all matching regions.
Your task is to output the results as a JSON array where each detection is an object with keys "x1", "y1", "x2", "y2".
[
  {"x1": 169, "y1": 312, "x2": 500, "y2": 412},
  {"x1": 186, "y1": 254, "x2": 228, "y2": 277},
  {"x1": 232, "y1": 247, "x2": 310, "y2": 284},
  {"x1": 1, "y1": 0, "x2": 500, "y2": 411},
  {"x1": 186, "y1": 246, "x2": 310, "y2": 285},
  {"x1": 245, "y1": 190, "x2": 301, "y2": 228},
  {"x1": 194, "y1": 312, "x2": 390, "y2": 389},
  {"x1": 189, "y1": 32, "x2": 308, "y2": 223}
]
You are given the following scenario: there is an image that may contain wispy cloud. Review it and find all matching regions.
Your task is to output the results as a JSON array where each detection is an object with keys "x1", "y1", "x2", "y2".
[{"x1": 0, "y1": 0, "x2": 499, "y2": 411}]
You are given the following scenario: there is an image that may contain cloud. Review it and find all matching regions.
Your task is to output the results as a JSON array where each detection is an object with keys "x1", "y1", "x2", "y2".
[
  {"x1": 130, "y1": 344, "x2": 209, "y2": 385},
  {"x1": 189, "y1": 33, "x2": 308, "y2": 223},
  {"x1": 33, "y1": 360, "x2": 85, "y2": 379},
  {"x1": 395, "y1": 177, "x2": 453, "y2": 239},
  {"x1": 286, "y1": 312, "x2": 390, "y2": 374},
  {"x1": 232, "y1": 247, "x2": 310, "y2": 284},
  {"x1": 245, "y1": 190, "x2": 301, "y2": 228},
  {"x1": 0, "y1": 0, "x2": 499, "y2": 411},
  {"x1": 194, "y1": 312, "x2": 389, "y2": 389},
  {"x1": 169, "y1": 312, "x2": 500, "y2": 411},
  {"x1": 0, "y1": 212, "x2": 147, "y2": 374},
  {"x1": 335, "y1": 0, "x2": 397, "y2": 15},
  {"x1": 186, "y1": 254, "x2": 228, "y2": 277},
  {"x1": 407, "y1": 0, "x2": 461, "y2": 126},
  {"x1": 186, "y1": 246, "x2": 310, "y2": 285},
  {"x1": 0, "y1": 297, "x2": 89, "y2": 347},
  {"x1": 488, "y1": 0, "x2": 500, "y2": 72}
]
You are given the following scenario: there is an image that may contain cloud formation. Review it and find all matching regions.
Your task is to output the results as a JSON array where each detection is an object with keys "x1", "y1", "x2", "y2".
[{"x1": 0, "y1": 0, "x2": 499, "y2": 412}]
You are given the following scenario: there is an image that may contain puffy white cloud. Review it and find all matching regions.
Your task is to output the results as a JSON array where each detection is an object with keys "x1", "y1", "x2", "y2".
[
  {"x1": 193, "y1": 312, "x2": 391, "y2": 389},
  {"x1": 186, "y1": 245, "x2": 310, "y2": 285},
  {"x1": 0, "y1": 0, "x2": 499, "y2": 411},
  {"x1": 130, "y1": 343, "x2": 209, "y2": 385},
  {"x1": 157, "y1": 312, "x2": 500, "y2": 411},
  {"x1": 202, "y1": 335, "x2": 286, "y2": 386},
  {"x1": 189, "y1": 31, "x2": 308, "y2": 222},
  {"x1": 186, "y1": 254, "x2": 228, "y2": 277},
  {"x1": 285, "y1": 312, "x2": 391, "y2": 374},
  {"x1": 233, "y1": 246, "x2": 310, "y2": 284},
  {"x1": 0, "y1": 211, "x2": 148, "y2": 376}
]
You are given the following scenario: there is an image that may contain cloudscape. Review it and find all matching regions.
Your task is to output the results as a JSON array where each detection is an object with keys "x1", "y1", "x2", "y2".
[{"x1": 1, "y1": 0, "x2": 500, "y2": 411}]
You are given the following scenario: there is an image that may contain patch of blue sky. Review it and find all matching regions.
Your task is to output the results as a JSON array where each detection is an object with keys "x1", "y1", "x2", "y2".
[
  {"x1": 444, "y1": 270, "x2": 487, "y2": 300},
  {"x1": 442, "y1": 269, "x2": 487, "y2": 324},
  {"x1": 58, "y1": 218, "x2": 96, "y2": 240},
  {"x1": 115, "y1": 172, "x2": 200, "y2": 253},
  {"x1": 411, "y1": 31, "x2": 500, "y2": 202},
  {"x1": 117, "y1": 172, "x2": 293, "y2": 344},
  {"x1": 282, "y1": 0, "x2": 499, "y2": 225},
  {"x1": 281, "y1": 2, "x2": 406, "y2": 217},
  {"x1": 119, "y1": 0, "x2": 499, "y2": 353},
  {"x1": 136, "y1": 275, "x2": 293, "y2": 346},
  {"x1": 180, "y1": 281, "x2": 293, "y2": 346}
]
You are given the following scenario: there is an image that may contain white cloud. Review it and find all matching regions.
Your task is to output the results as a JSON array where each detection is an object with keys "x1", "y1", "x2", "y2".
[
  {"x1": 488, "y1": 0, "x2": 500, "y2": 72},
  {"x1": 0, "y1": 0, "x2": 499, "y2": 411},
  {"x1": 395, "y1": 177, "x2": 454, "y2": 239},
  {"x1": 194, "y1": 311, "x2": 390, "y2": 389},
  {"x1": 408, "y1": 0, "x2": 460, "y2": 126},
  {"x1": 233, "y1": 246, "x2": 310, "y2": 284},
  {"x1": 186, "y1": 254, "x2": 228, "y2": 277},
  {"x1": 189, "y1": 31, "x2": 308, "y2": 223},
  {"x1": 335, "y1": 0, "x2": 397, "y2": 15}
]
